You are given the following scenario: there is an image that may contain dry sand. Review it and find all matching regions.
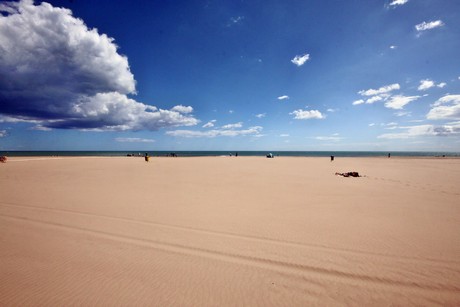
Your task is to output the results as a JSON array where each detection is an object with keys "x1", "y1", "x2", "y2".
[{"x1": 1, "y1": 156, "x2": 459, "y2": 306}]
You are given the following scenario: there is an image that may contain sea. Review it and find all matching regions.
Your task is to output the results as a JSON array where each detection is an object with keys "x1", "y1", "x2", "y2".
[{"x1": 1, "y1": 151, "x2": 458, "y2": 158}]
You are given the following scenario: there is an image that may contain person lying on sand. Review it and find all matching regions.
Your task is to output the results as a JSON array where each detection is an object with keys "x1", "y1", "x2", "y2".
[
  {"x1": 335, "y1": 171, "x2": 360, "y2": 177},
  {"x1": 0, "y1": 156, "x2": 7, "y2": 163}
]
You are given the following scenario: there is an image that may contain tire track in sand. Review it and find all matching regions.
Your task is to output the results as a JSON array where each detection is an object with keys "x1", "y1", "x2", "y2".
[{"x1": 1, "y1": 205, "x2": 459, "y2": 294}]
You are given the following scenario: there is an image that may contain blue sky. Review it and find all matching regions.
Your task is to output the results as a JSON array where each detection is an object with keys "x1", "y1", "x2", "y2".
[{"x1": 1, "y1": 0, "x2": 460, "y2": 151}]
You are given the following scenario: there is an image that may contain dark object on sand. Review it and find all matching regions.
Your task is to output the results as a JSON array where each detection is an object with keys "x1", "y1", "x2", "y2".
[
  {"x1": 266, "y1": 153, "x2": 274, "y2": 158},
  {"x1": 0, "y1": 156, "x2": 7, "y2": 163},
  {"x1": 330, "y1": 155, "x2": 334, "y2": 161},
  {"x1": 335, "y1": 172, "x2": 360, "y2": 177}
]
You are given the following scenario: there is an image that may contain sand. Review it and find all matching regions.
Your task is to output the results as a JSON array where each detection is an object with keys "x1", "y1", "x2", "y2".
[{"x1": 1, "y1": 156, "x2": 459, "y2": 306}]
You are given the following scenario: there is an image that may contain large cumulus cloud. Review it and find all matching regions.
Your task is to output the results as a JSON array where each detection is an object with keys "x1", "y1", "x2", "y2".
[{"x1": 0, "y1": 0, "x2": 198, "y2": 130}]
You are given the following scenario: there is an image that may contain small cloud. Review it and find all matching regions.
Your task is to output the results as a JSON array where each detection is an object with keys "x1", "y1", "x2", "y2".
[
  {"x1": 290, "y1": 109, "x2": 325, "y2": 120},
  {"x1": 115, "y1": 137, "x2": 155, "y2": 143},
  {"x1": 327, "y1": 108, "x2": 338, "y2": 112},
  {"x1": 221, "y1": 122, "x2": 243, "y2": 129},
  {"x1": 166, "y1": 126, "x2": 263, "y2": 138},
  {"x1": 277, "y1": 95, "x2": 290, "y2": 100},
  {"x1": 229, "y1": 110, "x2": 234, "y2": 114},
  {"x1": 415, "y1": 20, "x2": 444, "y2": 32},
  {"x1": 366, "y1": 96, "x2": 383, "y2": 104},
  {"x1": 0, "y1": 129, "x2": 7, "y2": 137},
  {"x1": 390, "y1": 45, "x2": 397, "y2": 49},
  {"x1": 358, "y1": 83, "x2": 400, "y2": 96},
  {"x1": 315, "y1": 135, "x2": 342, "y2": 141},
  {"x1": 384, "y1": 95, "x2": 420, "y2": 109},
  {"x1": 280, "y1": 134, "x2": 290, "y2": 137},
  {"x1": 227, "y1": 16, "x2": 244, "y2": 27},
  {"x1": 389, "y1": 0, "x2": 409, "y2": 7},
  {"x1": 395, "y1": 111, "x2": 411, "y2": 117},
  {"x1": 291, "y1": 54, "x2": 310, "y2": 67},
  {"x1": 369, "y1": 123, "x2": 375, "y2": 127},
  {"x1": 202, "y1": 120, "x2": 216, "y2": 128},
  {"x1": 171, "y1": 105, "x2": 193, "y2": 113},
  {"x1": 352, "y1": 99, "x2": 365, "y2": 106},
  {"x1": 255, "y1": 113, "x2": 266, "y2": 118},
  {"x1": 427, "y1": 94, "x2": 460, "y2": 120},
  {"x1": 418, "y1": 79, "x2": 447, "y2": 91}
]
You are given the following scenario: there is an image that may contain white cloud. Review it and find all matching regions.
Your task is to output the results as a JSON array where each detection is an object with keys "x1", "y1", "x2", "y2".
[
  {"x1": 390, "y1": 45, "x2": 397, "y2": 49},
  {"x1": 427, "y1": 94, "x2": 460, "y2": 120},
  {"x1": 221, "y1": 122, "x2": 243, "y2": 129},
  {"x1": 171, "y1": 105, "x2": 193, "y2": 113},
  {"x1": 0, "y1": 0, "x2": 198, "y2": 131},
  {"x1": 327, "y1": 108, "x2": 338, "y2": 112},
  {"x1": 352, "y1": 99, "x2": 365, "y2": 106},
  {"x1": 115, "y1": 137, "x2": 155, "y2": 143},
  {"x1": 315, "y1": 136, "x2": 342, "y2": 141},
  {"x1": 384, "y1": 95, "x2": 420, "y2": 109},
  {"x1": 202, "y1": 120, "x2": 216, "y2": 128},
  {"x1": 418, "y1": 79, "x2": 435, "y2": 91},
  {"x1": 415, "y1": 20, "x2": 444, "y2": 31},
  {"x1": 0, "y1": 129, "x2": 7, "y2": 137},
  {"x1": 358, "y1": 83, "x2": 400, "y2": 96},
  {"x1": 437, "y1": 82, "x2": 446, "y2": 88},
  {"x1": 291, "y1": 54, "x2": 310, "y2": 66},
  {"x1": 366, "y1": 96, "x2": 383, "y2": 104},
  {"x1": 227, "y1": 16, "x2": 244, "y2": 27},
  {"x1": 278, "y1": 95, "x2": 290, "y2": 100},
  {"x1": 166, "y1": 126, "x2": 263, "y2": 138},
  {"x1": 378, "y1": 123, "x2": 460, "y2": 139},
  {"x1": 389, "y1": 0, "x2": 409, "y2": 6},
  {"x1": 279, "y1": 134, "x2": 289, "y2": 137},
  {"x1": 369, "y1": 123, "x2": 375, "y2": 127},
  {"x1": 255, "y1": 113, "x2": 266, "y2": 118},
  {"x1": 290, "y1": 109, "x2": 325, "y2": 120}
]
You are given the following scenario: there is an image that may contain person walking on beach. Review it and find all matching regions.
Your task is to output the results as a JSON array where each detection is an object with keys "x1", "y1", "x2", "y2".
[
  {"x1": 144, "y1": 152, "x2": 149, "y2": 162},
  {"x1": 330, "y1": 155, "x2": 334, "y2": 162}
]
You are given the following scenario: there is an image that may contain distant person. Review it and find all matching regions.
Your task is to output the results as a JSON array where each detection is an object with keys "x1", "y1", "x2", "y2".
[
  {"x1": 144, "y1": 152, "x2": 149, "y2": 162},
  {"x1": 388, "y1": 153, "x2": 391, "y2": 158},
  {"x1": 330, "y1": 155, "x2": 334, "y2": 162},
  {"x1": 235, "y1": 152, "x2": 238, "y2": 157}
]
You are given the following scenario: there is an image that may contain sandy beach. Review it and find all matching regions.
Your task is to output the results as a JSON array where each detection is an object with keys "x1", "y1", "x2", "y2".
[{"x1": 1, "y1": 156, "x2": 459, "y2": 305}]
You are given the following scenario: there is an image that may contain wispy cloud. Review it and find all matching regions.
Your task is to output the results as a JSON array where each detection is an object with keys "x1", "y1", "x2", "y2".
[
  {"x1": 415, "y1": 20, "x2": 444, "y2": 32},
  {"x1": 277, "y1": 95, "x2": 290, "y2": 100},
  {"x1": 115, "y1": 137, "x2": 155, "y2": 143},
  {"x1": 389, "y1": 0, "x2": 409, "y2": 7},
  {"x1": 221, "y1": 122, "x2": 243, "y2": 129},
  {"x1": 0, "y1": 130, "x2": 7, "y2": 137},
  {"x1": 378, "y1": 123, "x2": 460, "y2": 139},
  {"x1": 202, "y1": 120, "x2": 216, "y2": 128},
  {"x1": 291, "y1": 54, "x2": 310, "y2": 67},
  {"x1": 279, "y1": 134, "x2": 290, "y2": 137},
  {"x1": 255, "y1": 113, "x2": 266, "y2": 118},
  {"x1": 315, "y1": 135, "x2": 342, "y2": 141},
  {"x1": 427, "y1": 94, "x2": 460, "y2": 120},
  {"x1": 166, "y1": 126, "x2": 263, "y2": 138},
  {"x1": 227, "y1": 16, "x2": 244, "y2": 27},
  {"x1": 418, "y1": 79, "x2": 446, "y2": 91},
  {"x1": 384, "y1": 95, "x2": 420, "y2": 109},
  {"x1": 358, "y1": 83, "x2": 400, "y2": 96},
  {"x1": 290, "y1": 109, "x2": 325, "y2": 120}
]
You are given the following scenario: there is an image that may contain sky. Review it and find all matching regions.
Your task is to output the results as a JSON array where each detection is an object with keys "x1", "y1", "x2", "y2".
[{"x1": 1, "y1": 0, "x2": 460, "y2": 152}]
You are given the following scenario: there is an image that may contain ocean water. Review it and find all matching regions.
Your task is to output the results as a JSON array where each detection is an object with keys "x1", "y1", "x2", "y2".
[{"x1": 1, "y1": 151, "x2": 458, "y2": 157}]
